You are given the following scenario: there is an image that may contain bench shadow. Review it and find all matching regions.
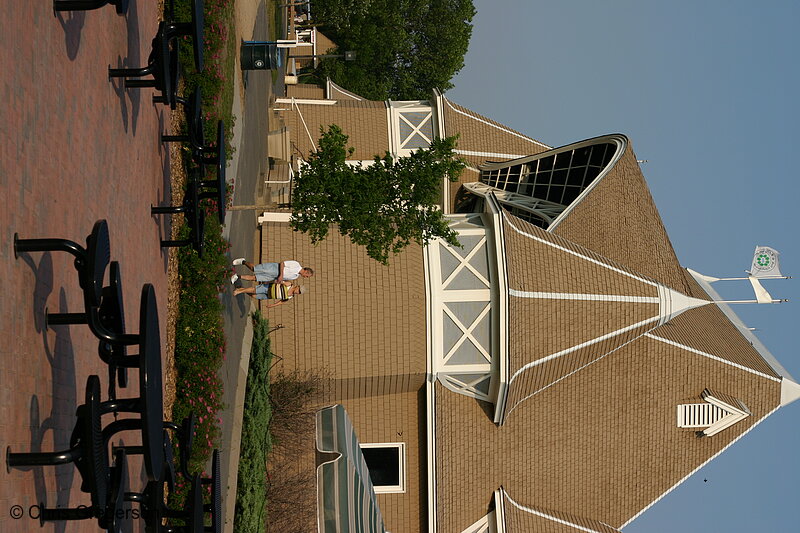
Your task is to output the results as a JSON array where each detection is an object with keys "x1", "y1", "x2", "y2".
[
  {"x1": 23, "y1": 288, "x2": 79, "y2": 533},
  {"x1": 17, "y1": 251, "x2": 54, "y2": 334},
  {"x1": 56, "y1": 10, "x2": 86, "y2": 61},
  {"x1": 125, "y1": 0, "x2": 142, "y2": 135},
  {"x1": 154, "y1": 141, "x2": 173, "y2": 273},
  {"x1": 109, "y1": 57, "x2": 130, "y2": 134},
  {"x1": 43, "y1": 290, "x2": 79, "y2": 533},
  {"x1": 110, "y1": 0, "x2": 144, "y2": 136}
]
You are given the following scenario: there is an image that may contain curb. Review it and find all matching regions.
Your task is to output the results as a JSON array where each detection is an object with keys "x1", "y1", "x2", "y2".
[{"x1": 222, "y1": 298, "x2": 257, "y2": 533}]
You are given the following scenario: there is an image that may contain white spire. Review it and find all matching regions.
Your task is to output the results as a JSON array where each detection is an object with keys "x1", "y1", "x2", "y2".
[
  {"x1": 657, "y1": 285, "x2": 712, "y2": 325},
  {"x1": 780, "y1": 378, "x2": 800, "y2": 406}
]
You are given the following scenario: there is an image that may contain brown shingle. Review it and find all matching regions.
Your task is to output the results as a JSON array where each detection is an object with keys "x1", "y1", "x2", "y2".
[
  {"x1": 435, "y1": 333, "x2": 780, "y2": 532},
  {"x1": 553, "y1": 144, "x2": 691, "y2": 294}
]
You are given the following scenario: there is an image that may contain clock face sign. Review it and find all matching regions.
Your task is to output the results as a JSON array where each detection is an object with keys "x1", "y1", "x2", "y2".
[{"x1": 754, "y1": 248, "x2": 777, "y2": 272}]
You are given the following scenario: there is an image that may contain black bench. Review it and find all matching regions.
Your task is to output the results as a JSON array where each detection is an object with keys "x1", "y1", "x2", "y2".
[
  {"x1": 192, "y1": 121, "x2": 227, "y2": 224},
  {"x1": 152, "y1": 179, "x2": 206, "y2": 257},
  {"x1": 7, "y1": 376, "x2": 123, "y2": 530},
  {"x1": 109, "y1": 22, "x2": 180, "y2": 109},
  {"x1": 15, "y1": 219, "x2": 111, "y2": 331},
  {"x1": 165, "y1": 0, "x2": 205, "y2": 70},
  {"x1": 45, "y1": 261, "x2": 129, "y2": 397},
  {"x1": 54, "y1": 0, "x2": 129, "y2": 15}
]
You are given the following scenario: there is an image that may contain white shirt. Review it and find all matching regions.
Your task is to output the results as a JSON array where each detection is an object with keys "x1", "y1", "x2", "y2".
[{"x1": 282, "y1": 260, "x2": 302, "y2": 280}]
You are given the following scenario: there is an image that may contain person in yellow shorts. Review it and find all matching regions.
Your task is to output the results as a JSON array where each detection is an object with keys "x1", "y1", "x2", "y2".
[{"x1": 233, "y1": 280, "x2": 306, "y2": 308}]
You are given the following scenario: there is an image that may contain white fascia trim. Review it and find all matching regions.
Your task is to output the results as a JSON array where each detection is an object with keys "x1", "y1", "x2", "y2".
[
  {"x1": 621, "y1": 405, "x2": 780, "y2": 529},
  {"x1": 425, "y1": 374, "x2": 437, "y2": 533},
  {"x1": 493, "y1": 489, "x2": 506, "y2": 533},
  {"x1": 501, "y1": 489, "x2": 617, "y2": 533},
  {"x1": 257, "y1": 211, "x2": 292, "y2": 224},
  {"x1": 503, "y1": 213, "x2": 659, "y2": 288},
  {"x1": 385, "y1": 101, "x2": 395, "y2": 160},
  {"x1": 545, "y1": 135, "x2": 627, "y2": 231},
  {"x1": 509, "y1": 290, "x2": 659, "y2": 303},
  {"x1": 644, "y1": 333, "x2": 781, "y2": 382},
  {"x1": 485, "y1": 194, "x2": 510, "y2": 425},
  {"x1": 687, "y1": 268, "x2": 794, "y2": 380},
  {"x1": 442, "y1": 96, "x2": 551, "y2": 149},
  {"x1": 433, "y1": 90, "x2": 450, "y2": 213},
  {"x1": 275, "y1": 97, "x2": 337, "y2": 106},
  {"x1": 455, "y1": 149, "x2": 529, "y2": 160},
  {"x1": 423, "y1": 239, "x2": 438, "y2": 533}
]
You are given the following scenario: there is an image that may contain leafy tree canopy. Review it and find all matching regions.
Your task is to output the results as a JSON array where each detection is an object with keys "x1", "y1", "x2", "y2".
[
  {"x1": 290, "y1": 125, "x2": 465, "y2": 264},
  {"x1": 310, "y1": 0, "x2": 476, "y2": 100}
]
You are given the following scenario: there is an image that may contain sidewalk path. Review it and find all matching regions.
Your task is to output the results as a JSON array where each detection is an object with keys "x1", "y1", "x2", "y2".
[{"x1": 218, "y1": 1, "x2": 285, "y2": 531}]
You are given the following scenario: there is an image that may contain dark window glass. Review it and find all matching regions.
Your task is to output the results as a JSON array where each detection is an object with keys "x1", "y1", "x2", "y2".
[
  {"x1": 589, "y1": 143, "x2": 612, "y2": 166},
  {"x1": 524, "y1": 161, "x2": 538, "y2": 176},
  {"x1": 517, "y1": 211, "x2": 547, "y2": 228},
  {"x1": 571, "y1": 147, "x2": 591, "y2": 166},
  {"x1": 566, "y1": 166, "x2": 587, "y2": 187},
  {"x1": 562, "y1": 186, "x2": 582, "y2": 205},
  {"x1": 585, "y1": 166, "x2": 602, "y2": 181},
  {"x1": 518, "y1": 180, "x2": 534, "y2": 196},
  {"x1": 362, "y1": 447, "x2": 400, "y2": 487},
  {"x1": 533, "y1": 184, "x2": 549, "y2": 199},
  {"x1": 553, "y1": 152, "x2": 572, "y2": 170},
  {"x1": 537, "y1": 156, "x2": 554, "y2": 172},
  {"x1": 550, "y1": 169, "x2": 568, "y2": 186},
  {"x1": 600, "y1": 144, "x2": 615, "y2": 166}
]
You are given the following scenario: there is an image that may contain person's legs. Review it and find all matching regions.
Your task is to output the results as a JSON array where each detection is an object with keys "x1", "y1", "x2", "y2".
[
  {"x1": 232, "y1": 258, "x2": 255, "y2": 271},
  {"x1": 253, "y1": 262, "x2": 279, "y2": 282},
  {"x1": 233, "y1": 287, "x2": 256, "y2": 296}
]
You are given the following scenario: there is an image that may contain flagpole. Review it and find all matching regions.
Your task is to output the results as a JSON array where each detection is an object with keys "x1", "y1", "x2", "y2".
[
  {"x1": 707, "y1": 276, "x2": 792, "y2": 281},
  {"x1": 714, "y1": 299, "x2": 789, "y2": 304}
]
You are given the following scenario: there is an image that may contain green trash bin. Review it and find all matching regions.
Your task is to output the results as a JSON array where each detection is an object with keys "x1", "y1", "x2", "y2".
[{"x1": 240, "y1": 42, "x2": 281, "y2": 70}]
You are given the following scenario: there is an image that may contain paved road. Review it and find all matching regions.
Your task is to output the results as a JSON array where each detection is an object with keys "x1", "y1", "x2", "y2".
[{"x1": 217, "y1": 2, "x2": 282, "y2": 531}]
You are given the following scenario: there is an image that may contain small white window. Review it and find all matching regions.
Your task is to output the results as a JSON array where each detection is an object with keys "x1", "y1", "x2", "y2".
[
  {"x1": 389, "y1": 101, "x2": 436, "y2": 156},
  {"x1": 360, "y1": 442, "x2": 406, "y2": 493}
]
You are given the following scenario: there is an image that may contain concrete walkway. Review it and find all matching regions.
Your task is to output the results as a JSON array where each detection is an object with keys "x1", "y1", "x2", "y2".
[{"x1": 218, "y1": 1, "x2": 286, "y2": 531}]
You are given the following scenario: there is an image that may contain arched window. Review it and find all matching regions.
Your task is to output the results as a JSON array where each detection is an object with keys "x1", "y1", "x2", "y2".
[{"x1": 465, "y1": 135, "x2": 627, "y2": 229}]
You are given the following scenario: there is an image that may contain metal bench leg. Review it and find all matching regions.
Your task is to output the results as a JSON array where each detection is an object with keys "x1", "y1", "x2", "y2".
[
  {"x1": 7, "y1": 445, "x2": 80, "y2": 470},
  {"x1": 54, "y1": 0, "x2": 109, "y2": 12}
]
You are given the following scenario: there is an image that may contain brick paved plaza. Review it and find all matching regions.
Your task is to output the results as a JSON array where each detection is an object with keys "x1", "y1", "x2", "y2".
[{"x1": 1, "y1": 3, "x2": 175, "y2": 531}]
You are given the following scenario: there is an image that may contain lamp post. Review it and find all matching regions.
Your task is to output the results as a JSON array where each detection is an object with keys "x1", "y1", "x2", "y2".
[{"x1": 291, "y1": 51, "x2": 357, "y2": 62}]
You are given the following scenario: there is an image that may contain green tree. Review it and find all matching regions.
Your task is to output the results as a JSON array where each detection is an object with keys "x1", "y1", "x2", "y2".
[
  {"x1": 290, "y1": 125, "x2": 465, "y2": 264},
  {"x1": 310, "y1": 0, "x2": 476, "y2": 100}
]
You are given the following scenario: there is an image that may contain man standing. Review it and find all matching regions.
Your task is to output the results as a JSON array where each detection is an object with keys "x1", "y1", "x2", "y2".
[{"x1": 230, "y1": 258, "x2": 314, "y2": 285}]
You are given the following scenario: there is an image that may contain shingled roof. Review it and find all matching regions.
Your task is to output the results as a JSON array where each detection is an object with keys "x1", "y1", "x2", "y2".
[{"x1": 433, "y1": 144, "x2": 789, "y2": 532}]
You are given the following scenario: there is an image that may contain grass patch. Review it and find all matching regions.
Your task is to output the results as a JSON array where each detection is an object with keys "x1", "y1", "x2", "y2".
[
  {"x1": 234, "y1": 311, "x2": 274, "y2": 533},
  {"x1": 269, "y1": 0, "x2": 284, "y2": 84}
]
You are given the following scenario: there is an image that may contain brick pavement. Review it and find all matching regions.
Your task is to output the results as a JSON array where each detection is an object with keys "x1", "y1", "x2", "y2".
[{"x1": 1, "y1": 3, "x2": 173, "y2": 531}]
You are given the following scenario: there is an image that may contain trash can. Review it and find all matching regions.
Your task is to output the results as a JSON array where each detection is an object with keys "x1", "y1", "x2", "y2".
[{"x1": 240, "y1": 42, "x2": 281, "y2": 70}]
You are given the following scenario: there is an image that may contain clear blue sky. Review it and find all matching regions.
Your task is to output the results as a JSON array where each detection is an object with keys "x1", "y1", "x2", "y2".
[{"x1": 447, "y1": 1, "x2": 799, "y2": 531}]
